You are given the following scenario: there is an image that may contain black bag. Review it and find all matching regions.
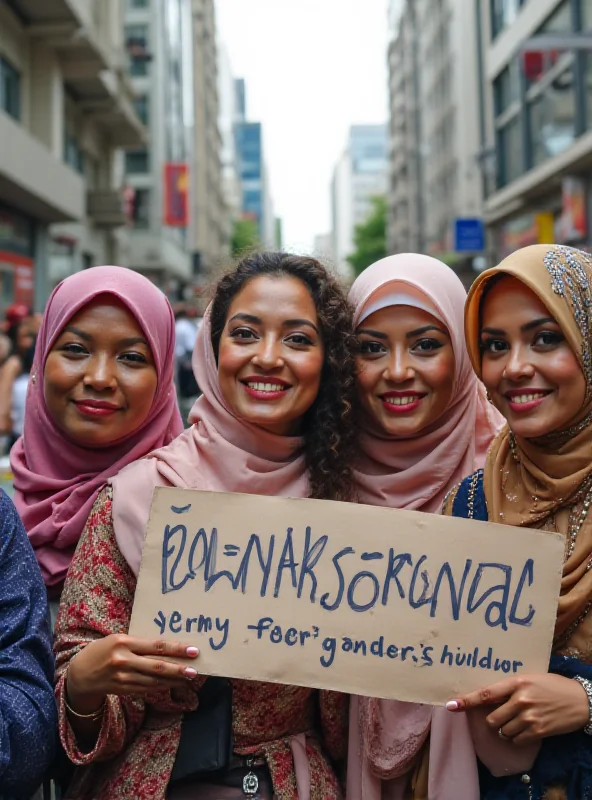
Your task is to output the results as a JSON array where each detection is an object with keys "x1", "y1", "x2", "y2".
[{"x1": 169, "y1": 677, "x2": 233, "y2": 783}]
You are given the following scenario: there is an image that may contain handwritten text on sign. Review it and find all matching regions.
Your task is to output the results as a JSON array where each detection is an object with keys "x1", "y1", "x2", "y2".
[{"x1": 129, "y1": 488, "x2": 564, "y2": 705}]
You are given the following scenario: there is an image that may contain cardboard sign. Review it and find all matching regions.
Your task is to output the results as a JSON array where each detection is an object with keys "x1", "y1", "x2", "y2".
[{"x1": 129, "y1": 488, "x2": 565, "y2": 705}]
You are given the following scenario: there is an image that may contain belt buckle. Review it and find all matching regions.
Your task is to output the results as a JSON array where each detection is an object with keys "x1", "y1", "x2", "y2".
[{"x1": 242, "y1": 757, "x2": 260, "y2": 798}]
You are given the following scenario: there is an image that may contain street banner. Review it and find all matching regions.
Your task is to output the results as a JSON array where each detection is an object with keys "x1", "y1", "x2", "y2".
[{"x1": 129, "y1": 488, "x2": 564, "y2": 705}]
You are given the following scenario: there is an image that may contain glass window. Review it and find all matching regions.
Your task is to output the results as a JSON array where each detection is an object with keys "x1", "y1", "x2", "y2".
[
  {"x1": 584, "y1": 0, "x2": 592, "y2": 30},
  {"x1": 490, "y1": 0, "x2": 527, "y2": 39},
  {"x1": 130, "y1": 58, "x2": 149, "y2": 77},
  {"x1": 134, "y1": 95, "x2": 149, "y2": 124},
  {"x1": 494, "y1": 59, "x2": 521, "y2": 115},
  {"x1": 528, "y1": 67, "x2": 576, "y2": 167},
  {"x1": 0, "y1": 57, "x2": 21, "y2": 121},
  {"x1": 497, "y1": 117, "x2": 523, "y2": 187},
  {"x1": 64, "y1": 135, "x2": 84, "y2": 173},
  {"x1": 126, "y1": 24, "x2": 150, "y2": 77},
  {"x1": 125, "y1": 149, "x2": 150, "y2": 173},
  {"x1": 539, "y1": 0, "x2": 572, "y2": 33},
  {"x1": 132, "y1": 188, "x2": 150, "y2": 228},
  {"x1": 127, "y1": 0, "x2": 148, "y2": 7}
]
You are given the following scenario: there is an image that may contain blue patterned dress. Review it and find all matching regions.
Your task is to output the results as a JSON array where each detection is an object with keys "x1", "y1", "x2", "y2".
[
  {"x1": 0, "y1": 490, "x2": 56, "y2": 798},
  {"x1": 448, "y1": 471, "x2": 592, "y2": 800}
]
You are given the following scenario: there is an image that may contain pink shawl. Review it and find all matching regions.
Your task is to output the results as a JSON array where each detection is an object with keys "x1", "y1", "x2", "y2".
[
  {"x1": 347, "y1": 254, "x2": 503, "y2": 800},
  {"x1": 11, "y1": 266, "x2": 183, "y2": 589},
  {"x1": 111, "y1": 304, "x2": 309, "y2": 578}
]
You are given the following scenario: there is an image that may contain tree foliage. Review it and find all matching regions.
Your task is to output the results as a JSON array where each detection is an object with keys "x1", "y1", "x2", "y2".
[
  {"x1": 347, "y1": 195, "x2": 387, "y2": 277},
  {"x1": 231, "y1": 218, "x2": 260, "y2": 257}
]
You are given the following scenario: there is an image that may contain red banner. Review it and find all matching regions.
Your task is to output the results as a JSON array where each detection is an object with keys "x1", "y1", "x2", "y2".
[
  {"x1": 164, "y1": 163, "x2": 189, "y2": 227},
  {"x1": 0, "y1": 250, "x2": 34, "y2": 307}
]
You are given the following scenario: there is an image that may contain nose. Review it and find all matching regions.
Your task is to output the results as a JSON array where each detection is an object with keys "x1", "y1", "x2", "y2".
[
  {"x1": 503, "y1": 344, "x2": 536, "y2": 382},
  {"x1": 251, "y1": 334, "x2": 285, "y2": 370},
  {"x1": 83, "y1": 354, "x2": 117, "y2": 392},
  {"x1": 383, "y1": 346, "x2": 414, "y2": 383}
]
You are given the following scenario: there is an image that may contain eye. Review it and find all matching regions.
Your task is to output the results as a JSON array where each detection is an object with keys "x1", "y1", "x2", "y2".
[
  {"x1": 229, "y1": 327, "x2": 257, "y2": 341},
  {"x1": 285, "y1": 333, "x2": 313, "y2": 346},
  {"x1": 358, "y1": 340, "x2": 386, "y2": 356},
  {"x1": 411, "y1": 338, "x2": 444, "y2": 353},
  {"x1": 533, "y1": 330, "x2": 564, "y2": 348},
  {"x1": 481, "y1": 337, "x2": 508, "y2": 354},
  {"x1": 60, "y1": 342, "x2": 88, "y2": 357},
  {"x1": 119, "y1": 352, "x2": 149, "y2": 365}
]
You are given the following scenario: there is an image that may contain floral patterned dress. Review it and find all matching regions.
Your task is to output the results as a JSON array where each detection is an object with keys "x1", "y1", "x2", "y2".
[{"x1": 54, "y1": 487, "x2": 347, "y2": 800}]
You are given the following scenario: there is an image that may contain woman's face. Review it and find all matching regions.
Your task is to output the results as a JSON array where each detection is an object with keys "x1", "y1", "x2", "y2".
[
  {"x1": 480, "y1": 276, "x2": 586, "y2": 438},
  {"x1": 217, "y1": 275, "x2": 324, "y2": 436},
  {"x1": 355, "y1": 305, "x2": 455, "y2": 436},
  {"x1": 44, "y1": 296, "x2": 158, "y2": 447}
]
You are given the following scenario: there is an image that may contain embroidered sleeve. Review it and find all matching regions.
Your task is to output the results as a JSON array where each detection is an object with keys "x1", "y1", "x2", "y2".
[
  {"x1": 54, "y1": 486, "x2": 146, "y2": 764},
  {"x1": 441, "y1": 482, "x2": 462, "y2": 516},
  {"x1": 319, "y1": 690, "x2": 349, "y2": 763}
]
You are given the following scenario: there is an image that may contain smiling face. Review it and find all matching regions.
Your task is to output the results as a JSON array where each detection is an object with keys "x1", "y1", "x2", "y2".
[
  {"x1": 480, "y1": 276, "x2": 586, "y2": 438},
  {"x1": 355, "y1": 305, "x2": 455, "y2": 436},
  {"x1": 217, "y1": 275, "x2": 325, "y2": 436},
  {"x1": 44, "y1": 296, "x2": 158, "y2": 447}
]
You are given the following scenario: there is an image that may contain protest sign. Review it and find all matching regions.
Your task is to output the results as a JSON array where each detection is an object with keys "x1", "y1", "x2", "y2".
[{"x1": 129, "y1": 488, "x2": 564, "y2": 705}]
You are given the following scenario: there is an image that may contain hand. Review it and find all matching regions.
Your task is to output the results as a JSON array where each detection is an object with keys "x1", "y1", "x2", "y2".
[
  {"x1": 66, "y1": 634, "x2": 199, "y2": 715},
  {"x1": 446, "y1": 674, "x2": 590, "y2": 745}
]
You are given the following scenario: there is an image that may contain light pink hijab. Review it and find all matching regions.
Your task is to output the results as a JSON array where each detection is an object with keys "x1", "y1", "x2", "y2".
[
  {"x1": 347, "y1": 254, "x2": 504, "y2": 800},
  {"x1": 111, "y1": 303, "x2": 309, "y2": 577},
  {"x1": 11, "y1": 266, "x2": 183, "y2": 589}
]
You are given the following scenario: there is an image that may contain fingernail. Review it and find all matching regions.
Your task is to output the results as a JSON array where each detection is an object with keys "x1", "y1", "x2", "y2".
[
  {"x1": 184, "y1": 667, "x2": 198, "y2": 678},
  {"x1": 445, "y1": 700, "x2": 459, "y2": 711},
  {"x1": 186, "y1": 647, "x2": 199, "y2": 657}
]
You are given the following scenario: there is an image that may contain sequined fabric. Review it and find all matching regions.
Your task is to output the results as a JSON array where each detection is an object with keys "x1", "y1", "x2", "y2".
[
  {"x1": 0, "y1": 489, "x2": 57, "y2": 797},
  {"x1": 54, "y1": 488, "x2": 346, "y2": 800}
]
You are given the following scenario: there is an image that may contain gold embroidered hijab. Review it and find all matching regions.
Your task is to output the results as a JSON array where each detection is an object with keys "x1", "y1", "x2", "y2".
[{"x1": 465, "y1": 244, "x2": 592, "y2": 655}]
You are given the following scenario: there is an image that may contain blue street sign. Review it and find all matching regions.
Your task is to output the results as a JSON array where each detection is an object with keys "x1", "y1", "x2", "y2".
[{"x1": 454, "y1": 218, "x2": 485, "y2": 253}]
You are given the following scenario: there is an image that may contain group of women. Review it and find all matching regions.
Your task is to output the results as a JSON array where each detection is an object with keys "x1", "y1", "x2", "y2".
[{"x1": 2, "y1": 244, "x2": 592, "y2": 800}]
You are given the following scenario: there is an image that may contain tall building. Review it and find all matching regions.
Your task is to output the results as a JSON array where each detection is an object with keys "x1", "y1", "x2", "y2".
[
  {"x1": 218, "y1": 44, "x2": 241, "y2": 237},
  {"x1": 0, "y1": 0, "x2": 146, "y2": 309},
  {"x1": 234, "y1": 79, "x2": 275, "y2": 248},
  {"x1": 331, "y1": 125, "x2": 388, "y2": 279},
  {"x1": 478, "y1": 0, "x2": 592, "y2": 260},
  {"x1": 190, "y1": 0, "x2": 227, "y2": 280},
  {"x1": 122, "y1": 0, "x2": 194, "y2": 293},
  {"x1": 387, "y1": 0, "x2": 484, "y2": 282}
]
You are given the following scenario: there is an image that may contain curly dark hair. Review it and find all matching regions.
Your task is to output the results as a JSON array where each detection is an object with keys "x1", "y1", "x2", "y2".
[{"x1": 210, "y1": 252, "x2": 358, "y2": 502}]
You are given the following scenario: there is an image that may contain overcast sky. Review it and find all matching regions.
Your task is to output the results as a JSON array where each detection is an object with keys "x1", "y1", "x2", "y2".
[{"x1": 215, "y1": 0, "x2": 390, "y2": 254}]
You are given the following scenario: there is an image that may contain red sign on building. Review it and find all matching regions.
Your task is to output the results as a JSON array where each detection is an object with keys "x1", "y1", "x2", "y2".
[{"x1": 164, "y1": 163, "x2": 189, "y2": 227}]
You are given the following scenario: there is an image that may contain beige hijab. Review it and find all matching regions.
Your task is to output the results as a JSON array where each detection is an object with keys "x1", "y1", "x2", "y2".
[{"x1": 465, "y1": 244, "x2": 592, "y2": 657}]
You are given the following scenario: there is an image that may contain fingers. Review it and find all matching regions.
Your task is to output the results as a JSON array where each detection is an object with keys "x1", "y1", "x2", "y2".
[
  {"x1": 484, "y1": 697, "x2": 521, "y2": 729},
  {"x1": 446, "y1": 678, "x2": 520, "y2": 711},
  {"x1": 124, "y1": 636, "x2": 199, "y2": 660}
]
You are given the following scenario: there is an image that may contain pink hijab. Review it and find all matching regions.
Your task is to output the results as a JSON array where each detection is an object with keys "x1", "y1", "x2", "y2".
[
  {"x1": 111, "y1": 303, "x2": 309, "y2": 577},
  {"x1": 347, "y1": 254, "x2": 503, "y2": 800},
  {"x1": 11, "y1": 266, "x2": 183, "y2": 589}
]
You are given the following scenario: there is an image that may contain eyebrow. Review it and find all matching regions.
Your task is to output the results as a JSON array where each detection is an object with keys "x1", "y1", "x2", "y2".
[
  {"x1": 356, "y1": 325, "x2": 448, "y2": 339},
  {"x1": 61, "y1": 326, "x2": 149, "y2": 348},
  {"x1": 481, "y1": 316, "x2": 557, "y2": 336},
  {"x1": 228, "y1": 313, "x2": 320, "y2": 335}
]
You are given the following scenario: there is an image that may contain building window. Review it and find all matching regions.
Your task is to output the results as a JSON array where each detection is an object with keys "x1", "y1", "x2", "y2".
[
  {"x1": 497, "y1": 117, "x2": 523, "y2": 187},
  {"x1": 583, "y1": 0, "x2": 592, "y2": 29},
  {"x1": 127, "y1": 0, "x2": 148, "y2": 7},
  {"x1": 134, "y1": 94, "x2": 149, "y2": 124},
  {"x1": 490, "y1": 0, "x2": 527, "y2": 39},
  {"x1": 125, "y1": 149, "x2": 150, "y2": 173},
  {"x1": 64, "y1": 134, "x2": 84, "y2": 174},
  {"x1": 126, "y1": 24, "x2": 151, "y2": 77},
  {"x1": 494, "y1": 60, "x2": 520, "y2": 115},
  {"x1": 528, "y1": 66, "x2": 576, "y2": 167},
  {"x1": 132, "y1": 188, "x2": 151, "y2": 228},
  {"x1": 0, "y1": 56, "x2": 21, "y2": 120}
]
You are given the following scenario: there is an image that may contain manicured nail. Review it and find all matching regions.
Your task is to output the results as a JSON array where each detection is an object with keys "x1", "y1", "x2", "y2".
[
  {"x1": 445, "y1": 700, "x2": 459, "y2": 711},
  {"x1": 186, "y1": 647, "x2": 199, "y2": 657},
  {"x1": 184, "y1": 667, "x2": 198, "y2": 678}
]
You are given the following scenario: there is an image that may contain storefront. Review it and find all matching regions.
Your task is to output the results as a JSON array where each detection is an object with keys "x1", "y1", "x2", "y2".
[{"x1": 0, "y1": 203, "x2": 35, "y2": 311}]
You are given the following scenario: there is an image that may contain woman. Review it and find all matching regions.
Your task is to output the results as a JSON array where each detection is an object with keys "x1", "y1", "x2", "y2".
[
  {"x1": 0, "y1": 312, "x2": 37, "y2": 444},
  {"x1": 444, "y1": 243, "x2": 592, "y2": 799},
  {"x1": 346, "y1": 253, "x2": 503, "y2": 799},
  {"x1": 54, "y1": 252, "x2": 358, "y2": 799},
  {"x1": 0, "y1": 489, "x2": 57, "y2": 796},
  {"x1": 11, "y1": 266, "x2": 183, "y2": 595}
]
